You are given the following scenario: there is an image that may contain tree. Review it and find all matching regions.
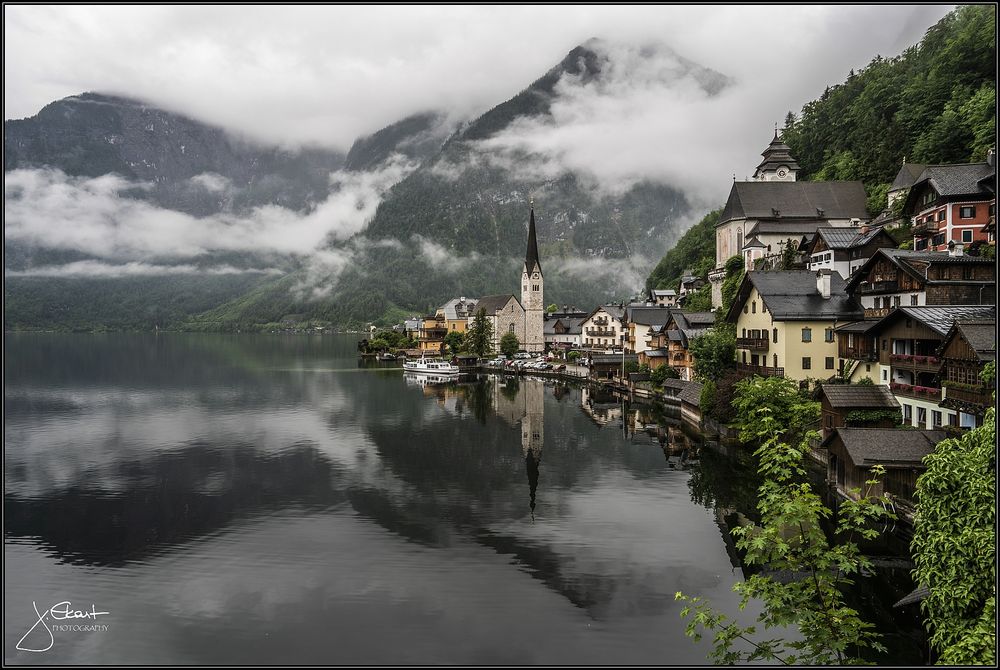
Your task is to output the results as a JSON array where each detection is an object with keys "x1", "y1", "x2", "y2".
[
  {"x1": 499, "y1": 332, "x2": 520, "y2": 358},
  {"x1": 443, "y1": 330, "x2": 466, "y2": 356},
  {"x1": 650, "y1": 364, "x2": 679, "y2": 386},
  {"x1": 689, "y1": 325, "x2": 736, "y2": 382},
  {"x1": 910, "y1": 361, "x2": 995, "y2": 665},
  {"x1": 546, "y1": 303, "x2": 558, "y2": 313},
  {"x1": 466, "y1": 308, "x2": 494, "y2": 357},
  {"x1": 682, "y1": 285, "x2": 713, "y2": 312},
  {"x1": 677, "y1": 376, "x2": 893, "y2": 664},
  {"x1": 720, "y1": 256, "x2": 745, "y2": 317}
]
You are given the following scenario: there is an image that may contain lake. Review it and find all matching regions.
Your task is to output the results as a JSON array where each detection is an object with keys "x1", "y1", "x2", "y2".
[{"x1": 5, "y1": 333, "x2": 912, "y2": 664}]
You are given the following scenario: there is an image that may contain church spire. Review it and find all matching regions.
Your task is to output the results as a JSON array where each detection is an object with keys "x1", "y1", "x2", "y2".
[{"x1": 525, "y1": 202, "x2": 541, "y2": 274}]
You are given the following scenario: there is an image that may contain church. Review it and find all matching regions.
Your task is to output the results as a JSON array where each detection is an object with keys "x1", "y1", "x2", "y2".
[
  {"x1": 707, "y1": 131, "x2": 870, "y2": 307},
  {"x1": 472, "y1": 204, "x2": 546, "y2": 353}
]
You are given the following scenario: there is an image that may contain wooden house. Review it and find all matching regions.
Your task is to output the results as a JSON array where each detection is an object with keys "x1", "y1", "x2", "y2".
[
  {"x1": 937, "y1": 318, "x2": 996, "y2": 424},
  {"x1": 814, "y1": 383, "x2": 900, "y2": 438}
]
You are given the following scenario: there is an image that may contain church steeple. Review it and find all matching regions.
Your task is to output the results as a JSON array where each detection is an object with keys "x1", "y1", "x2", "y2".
[
  {"x1": 753, "y1": 128, "x2": 800, "y2": 181},
  {"x1": 525, "y1": 204, "x2": 541, "y2": 275}
]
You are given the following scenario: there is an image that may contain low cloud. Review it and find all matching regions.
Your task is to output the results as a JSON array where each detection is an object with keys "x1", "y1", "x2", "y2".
[
  {"x1": 189, "y1": 172, "x2": 231, "y2": 193},
  {"x1": 5, "y1": 261, "x2": 283, "y2": 278},
  {"x1": 4, "y1": 157, "x2": 417, "y2": 261},
  {"x1": 292, "y1": 238, "x2": 404, "y2": 301}
]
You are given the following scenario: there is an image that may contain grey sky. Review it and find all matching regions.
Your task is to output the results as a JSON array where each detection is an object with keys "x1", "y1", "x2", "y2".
[{"x1": 5, "y1": 4, "x2": 954, "y2": 152}]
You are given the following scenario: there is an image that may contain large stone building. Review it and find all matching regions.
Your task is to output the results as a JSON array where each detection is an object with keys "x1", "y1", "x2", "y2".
[
  {"x1": 473, "y1": 294, "x2": 525, "y2": 353},
  {"x1": 709, "y1": 132, "x2": 870, "y2": 306},
  {"x1": 521, "y1": 206, "x2": 545, "y2": 353}
]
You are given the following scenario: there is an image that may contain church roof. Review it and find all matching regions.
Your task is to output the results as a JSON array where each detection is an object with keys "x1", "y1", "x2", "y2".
[
  {"x1": 720, "y1": 181, "x2": 869, "y2": 224},
  {"x1": 889, "y1": 162, "x2": 927, "y2": 191},
  {"x1": 524, "y1": 207, "x2": 542, "y2": 275},
  {"x1": 475, "y1": 294, "x2": 519, "y2": 315}
]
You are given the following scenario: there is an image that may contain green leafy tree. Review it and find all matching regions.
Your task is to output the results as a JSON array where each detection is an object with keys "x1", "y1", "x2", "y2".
[
  {"x1": 682, "y1": 285, "x2": 713, "y2": 312},
  {"x1": 466, "y1": 308, "x2": 494, "y2": 357},
  {"x1": 623, "y1": 360, "x2": 640, "y2": 374},
  {"x1": 546, "y1": 303, "x2": 558, "y2": 313},
  {"x1": 443, "y1": 330, "x2": 466, "y2": 356},
  {"x1": 720, "y1": 256, "x2": 745, "y2": 316},
  {"x1": 730, "y1": 375, "x2": 820, "y2": 445},
  {"x1": 677, "y1": 377, "x2": 893, "y2": 664},
  {"x1": 910, "y1": 361, "x2": 996, "y2": 665},
  {"x1": 650, "y1": 364, "x2": 679, "y2": 386},
  {"x1": 646, "y1": 209, "x2": 722, "y2": 291},
  {"x1": 689, "y1": 325, "x2": 736, "y2": 382},
  {"x1": 499, "y1": 332, "x2": 520, "y2": 358},
  {"x1": 567, "y1": 350, "x2": 582, "y2": 363}
]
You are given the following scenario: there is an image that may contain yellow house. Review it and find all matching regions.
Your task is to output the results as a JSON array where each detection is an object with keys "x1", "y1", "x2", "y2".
[
  {"x1": 419, "y1": 297, "x2": 479, "y2": 353},
  {"x1": 726, "y1": 270, "x2": 864, "y2": 381}
]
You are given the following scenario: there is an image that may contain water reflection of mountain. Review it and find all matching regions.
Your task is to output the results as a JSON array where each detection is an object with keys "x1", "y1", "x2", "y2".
[{"x1": 5, "y1": 442, "x2": 347, "y2": 566}]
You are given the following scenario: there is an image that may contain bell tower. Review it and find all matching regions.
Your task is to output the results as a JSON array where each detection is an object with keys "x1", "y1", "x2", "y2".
[{"x1": 521, "y1": 201, "x2": 544, "y2": 353}]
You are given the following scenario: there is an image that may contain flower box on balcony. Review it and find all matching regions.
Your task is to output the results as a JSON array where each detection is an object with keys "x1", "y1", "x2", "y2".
[{"x1": 914, "y1": 355, "x2": 927, "y2": 364}]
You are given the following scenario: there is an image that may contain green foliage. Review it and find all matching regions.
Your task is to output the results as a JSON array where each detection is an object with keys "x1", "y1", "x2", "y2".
[
  {"x1": 689, "y1": 325, "x2": 736, "y2": 382},
  {"x1": 546, "y1": 303, "x2": 558, "y2": 313},
  {"x1": 646, "y1": 208, "x2": 722, "y2": 291},
  {"x1": 567, "y1": 350, "x2": 582, "y2": 363},
  {"x1": 698, "y1": 380, "x2": 716, "y2": 417},
  {"x1": 911, "y1": 361, "x2": 996, "y2": 665},
  {"x1": 499, "y1": 332, "x2": 520, "y2": 358},
  {"x1": 682, "y1": 284, "x2": 713, "y2": 312},
  {"x1": 731, "y1": 376, "x2": 820, "y2": 445},
  {"x1": 444, "y1": 330, "x2": 466, "y2": 355},
  {"x1": 865, "y1": 183, "x2": 891, "y2": 216},
  {"x1": 364, "y1": 329, "x2": 417, "y2": 353},
  {"x1": 856, "y1": 376, "x2": 875, "y2": 386},
  {"x1": 720, "y1": 256, "x2": 745, "y2": 317},
  {"x1": 677, "y1": 378, "x2": 894, "y2": 664},
  {"x1": 845, "y1": 408, "x2": 902, "y2": 427},
  {"x1": 649, "y1": 364, "x2": 679, "y2": 386},
  {"x1": 783, "y1": 5, "x2": 996, "y2": 187},
  {"x1": 466, "y1": 308, "x2": 494, "y2": 357},
  {"x1": 623, "y1": 360, "x2": 640, "y2": 374}
]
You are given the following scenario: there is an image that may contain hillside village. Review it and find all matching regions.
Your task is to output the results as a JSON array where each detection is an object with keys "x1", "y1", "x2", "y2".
[{"x1": 372, "y1": 132, "x2": 996, "y2": 513}]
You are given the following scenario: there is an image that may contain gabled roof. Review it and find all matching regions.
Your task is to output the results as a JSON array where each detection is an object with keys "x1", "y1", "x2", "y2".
[
  {"x1": 747, "y1": 220, "x2": 833, "y2": 236},
  {"x1": 726, "y1": 270, "x2": 863, "y2": 323},
  {"x1": 678, "y1": 380, "x2": 704, "y2": 406},
  {"x1": 822, "y1": 428, "x2": 947, "y2": 467},
  {"x1": 845, "y1": 248, "x2": 996, "y2": 292},
  {"x1": 585, "y1": 304, "x2": 625, "y2": 322},
  {"x1": 834, "y1": 319, "x2": 881, "y2": 334},
  {"x1": 804, "y1": 226, "x2": 895, "y2": 254},
  {"x1": 870, "y1": 306, "x2": 996, "y2": 338},
  {"x1": 814, "y1": 384, "x2": 900, "y2": 409},
  {"x1": 651, "y1": 289, "x2": 677, "y2": 298},
  {"x1": 720, "y1": 181, "x2": 869, "y2": 224},
  {"x1": 439, "y1": 297, "x2": 479, "y2": 320},
  {"x1": 936, "y1": 319, "x2": 997, "y2": 361},
  {"x1": 544, "y1": 316, "x2": 585, "y2": 336},
  {"x1": 889, "y1": 162, "x2": 927, "y2": 192},
  {"x1": 903, "y1": 162, "x2": 996, "y2": 212},
  {"x1": 475, "y1": 294, "x2": 519, "y2": 315},
  {"x1": 626, "y1": 306, "x2": 673, "y2": 327}
]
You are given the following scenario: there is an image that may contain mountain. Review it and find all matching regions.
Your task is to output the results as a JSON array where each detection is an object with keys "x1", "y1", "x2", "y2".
[
  {"x1": 6, "y1": 41, "x2": 732, "y2": 331},
  {"x1": 5, "y1": 92, "x2": 345, "y2": 216},
  {"x1": 344, "y1": 112, "x2": 454, "y2": 172}
]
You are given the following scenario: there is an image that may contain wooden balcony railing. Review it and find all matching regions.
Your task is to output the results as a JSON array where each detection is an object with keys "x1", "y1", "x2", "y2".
[
  {"x1": 736, "y1": 337, "x2": 769, "y2": 351},
  {"x1": 864, "y1": 307, "x2": 892, "y2": 319},
  {"x1": 942, "y1": 385, "x2": 994, "y2": 408},
  {"x1": 859, "y1": 280, "x2": 899, "y2": 294},
  {"x1": 890, "y1": 353, "x2": 942, "y2": 372},
  {"x1": 839, "y1": 346, "x2": 878, "y2": 361},
  {"x1": 736, "y1": 363, "x2": 785, "y2": 378},
  {"x1": 890, "y1": 383, "x2": 942, "y2": 401}
]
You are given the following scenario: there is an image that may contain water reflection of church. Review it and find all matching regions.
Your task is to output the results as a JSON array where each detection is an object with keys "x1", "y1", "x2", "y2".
[{"x1": 492, "y1": 378, "x2": 544, "y2": 516}]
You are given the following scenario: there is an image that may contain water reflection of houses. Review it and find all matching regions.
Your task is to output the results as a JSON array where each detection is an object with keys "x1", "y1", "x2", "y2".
[{"x1": 580, "y1": 385, "x2": 623, "y2": 427}]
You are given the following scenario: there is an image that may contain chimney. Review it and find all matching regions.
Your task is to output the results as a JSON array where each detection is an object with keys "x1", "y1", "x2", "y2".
[
  {"x1": 816, "y1": 269, "x2": 832, "y2": 299},
  {"x1": 949, "y1": 243, "x2": 964, "y2": 257},
  {"x1": 860, "y1": 224, "x2": 870, "y2": 235},
  {"x1": 988, "y1": 148, "x2": 995, "y2": 168}
]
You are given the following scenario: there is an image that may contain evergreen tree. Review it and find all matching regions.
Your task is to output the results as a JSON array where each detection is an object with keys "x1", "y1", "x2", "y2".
[{"x1": 466, "y1": 308, "x2": 494, "y2": 357}]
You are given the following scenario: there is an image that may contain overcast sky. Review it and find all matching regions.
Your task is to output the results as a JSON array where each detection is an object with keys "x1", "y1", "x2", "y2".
[{"x1": 5, "y1": 4, "x2": 953, "y2": 151}]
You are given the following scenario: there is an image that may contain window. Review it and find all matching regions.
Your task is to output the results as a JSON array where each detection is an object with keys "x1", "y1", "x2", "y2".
[
  {"x1": 802, "y1": 357, "x2": 811, "y2": 370},
  {"x1": 742, "y1": 328, "x2": 747, "y2": 337},
  {"x1": 932, "y1": 410, "x2": 942, "y2": 427},
  {"x1": 911, "y1": 295, "x2": 918, "y2": 306},
  {"x1": 905, "y1": 318, "x2": 912, "y2": 328},
  {"x1": 751, "y1": 301, "x2": 756, "y2": 314},
  {"x1": 865, "y1": 364, "x2": 871, "y2": 372},
  {"x1": 532, "y1": 284, "x2": 540, "y2": 291},
  {"x1": 961, "y1": 229, "x2": 973, "y2": 243},
  {"x1": 762, "y1": 303, "x2": 767, "y2": 314},
  {"x1": 802, "y1": 327, "x2": 812, "y2": 343},
  {"x1": 825, "y1": 357, "x2": 835, "y2": 369},
  {"x1": 882, "y1": 338, "x2": 887, "y2": 351},
  {"x1": 917, "y1": 407, "x2": 927, "y2": 427},
  {"x1": 825, "y1": 328, "x2": 834, "y2": 342},
  {"x1": 742, "y1": 351, "x2": 747, "y2": 363},
  {"x1": 948, "y1": 413, "x2": 957, "y2": 426},
  {"x1": 960, "y1": 206, "x2": 975, "y2": 219},
  {"x1": 894, "y1": 296, "x2": 901, "y2": 308},
  {"x1": 773, "y1": 354, "x2": 778, "y2": 368},
  {"x1": 773, "y1": 328, "x2": 778, "y2": 344},
  {"x1": 903, "y1": 404, "x2": 912, "y2": 422},
  {"x1": 932, "y1": 233, "x2": 946, "y2": 247},
  {"x1": 744, "y1": 304, "x2": 749, "y2": 314},
  {"x1": 523, "y1": 285, "x2": 527, "y2": 292},
  {"x1": 937, "y1": 210, "x2": 946, "y2": 221},
  {"x1": 509, "y1": 323, "x2": 515, "y2": 335}
]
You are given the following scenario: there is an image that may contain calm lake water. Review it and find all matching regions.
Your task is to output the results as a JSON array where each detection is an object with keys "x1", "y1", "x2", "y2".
[{"x1": 3, "y1": 333, "x2": 915, "y2": 664}]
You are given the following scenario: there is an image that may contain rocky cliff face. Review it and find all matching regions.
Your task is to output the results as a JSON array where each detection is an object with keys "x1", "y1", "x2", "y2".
[{"x1": 5, "y1": 93, "x2": 345, "y2": 216}]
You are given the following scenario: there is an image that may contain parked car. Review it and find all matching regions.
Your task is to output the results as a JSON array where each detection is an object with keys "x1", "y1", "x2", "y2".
[{"x1": 514, "y1": 352, "x2": 532, "y2": 360}]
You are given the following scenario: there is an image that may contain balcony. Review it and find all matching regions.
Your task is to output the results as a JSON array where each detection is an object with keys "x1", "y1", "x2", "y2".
[
  {"x1": 839, "y1": 346, "x2": 878, "y2": 362},
  {"x1": 942, "y1": 385, "x2": 994, "y2": 411},
  {"x1": 858, "y1": 280, "x2": 899, "y2": 294},
  {"x1": 890, "y1": 382, "x2": 941, "y2": 402},
  {"x1": 736, "y1": 363, "x2": 785, "y2": 378},
  {"x1": 736, "y1": 336, "x2": 770, "y2": 351},
  {"x1": 912, "y1": 221, "x2": 939, "y2": 236},
  {"x1": 890, "y1": 353, "x2": 942, "y2": 372},
  {"x1": 586, "y1": 328, "x2": 616, "y2": 337},
  {"x1": 864, "y1": 307, "x2": 892, "y2": 319}
]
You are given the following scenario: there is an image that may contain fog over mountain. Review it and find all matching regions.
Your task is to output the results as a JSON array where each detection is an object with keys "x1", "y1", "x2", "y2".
[{"x1": 3, "y1": 5, "x2": 955, "y2": 329}]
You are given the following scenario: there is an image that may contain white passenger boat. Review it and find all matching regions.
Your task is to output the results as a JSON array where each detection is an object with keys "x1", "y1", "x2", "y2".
[{"x1": 403, "y1": 357, "x2": 460, "y2": 375}]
